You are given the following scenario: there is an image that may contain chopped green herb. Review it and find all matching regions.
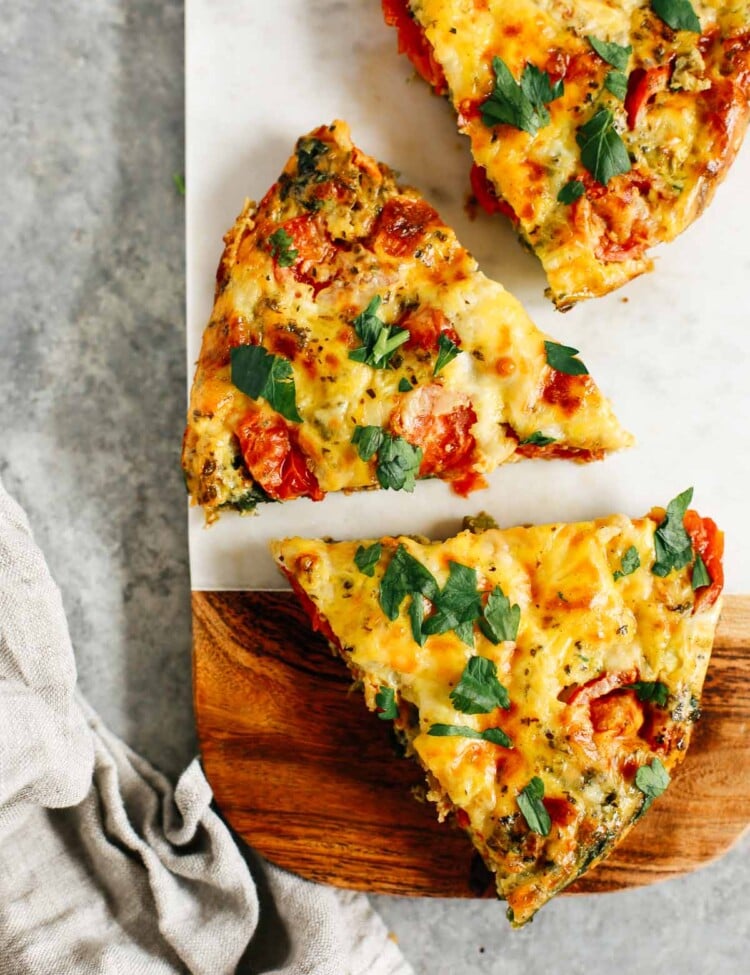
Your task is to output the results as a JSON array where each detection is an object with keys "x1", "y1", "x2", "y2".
[
  {"x1": 479, "y1": 586, "x2": 521, "y2": 644},
  {"x1": 604, "y1": 70, "x2": 628, "y2": 101},
  {"x1": 172, "y1": 172, "x2": 186, "y2": 196},
  {"x1": 544, "y1": 340, "x2": 589, "y2": 376},
  {"x1": 409, "y1": 594, "x2": 427, "y2": 646},
  {"x1": 576, "y1": 108, "x2": 631, "y2": 185},
  {"x1": 351, "y1": 424, "x2": 384, "y2": 461},
  {"x1": 231, "y1": 345, "x2": 302, "y2": 423},
  {"x1": 652, "y1": 487, "x2": 694, "y2": 577},
  {"x1": 427, "y1": 723, "x2": 513, "y2": 748},
  {"x1": 379, "y1": 544, "x2": 439, "y2": 621},
  {"x1": 613, "y1": 545, "x2": 641, "y2": 581},
  {"x1": 398, "y1": 377, "x2": 413, "y2": 393},
  {"x1": 651, "y1": 0, "x2": 701, "y2": 33},
  {"x1": 586, "y1": 34, "x2": 633, "y2": 71},
  {"x1": 375, "y1": 686, "x2": 398, "y2": 721},
  {"x1": 268, "y1": 228, "x2": 298, "y2": 267},
  {"x1": 375, "y1": 433, "x2": 422, "y2": 492},
  {"x1": 692, "y1": 553, "x2": 711, "y2": 590},
  {"x1": 517, "y1": 777, "x2": 551, "y2": 836},
  {"x1": 349, "y1": 296, "x2": 409, "y2": 370},
  {"x1": 557, "y1": 180, "x2": 585, "y2": 205},
  {"x1": 587, "y1": 36, "x2": 632, "y2": 71},
  {"x1": 354, "y1": 542, "x2": 382, "y2": 577},
  {"x1": 231, "y1": 484, "x2": 273, "y2": 512},
  {"x1": 635, "y1": 756, "x2": 670, "y2": 811},
  {"x1": 450, "y1": 656, "x2": 510, "y2": 714},
  {"x1": 421, "y1": 562, "x2": 483, "y2": 645},
  {"x1": 462, "y1": 512, "x2": 499, "y2": 534},
  {"x1": 434, "y1": 334, "x2": 462, "y2": 375},
  {"x1": 626, "y1": 680, "x2": 669, "y2": 708},
  {"x1": 480, "y1": 56, "x2": 564, "y2": 136},
  {"x1": 519, "y1": 431, "x2": 557, "y2": 446},
  {"x1": 352, "y1": 426, "x2": 422, "y2": 492},
  {"x1": 296, "y1": 137, "x2": 329, "y2": 177}
]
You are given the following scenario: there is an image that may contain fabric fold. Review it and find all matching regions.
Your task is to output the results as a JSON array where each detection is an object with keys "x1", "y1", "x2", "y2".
[{"x1": 0, "y1": 477, "x2": 412, "y2": 975}]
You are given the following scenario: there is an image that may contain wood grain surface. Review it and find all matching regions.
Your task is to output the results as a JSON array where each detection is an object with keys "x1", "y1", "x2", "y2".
[{"x1": 193, "y1": 591, "x2": 750, "y2": 898}]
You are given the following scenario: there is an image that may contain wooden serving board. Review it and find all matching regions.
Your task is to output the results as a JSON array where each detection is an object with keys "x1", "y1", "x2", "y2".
[{"x1": 193, "y1": 592, "x2": 750, "y2": 898}]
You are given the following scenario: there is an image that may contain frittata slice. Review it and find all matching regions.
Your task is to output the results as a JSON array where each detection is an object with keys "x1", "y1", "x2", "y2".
[
  {"x1": 271, "y1": 490, "x2": 724, "y2": 925},
  {"x1": 383, "y1": 0, "x2": 750, "y2": 307},
  {"x1": 183, "y1": 121, "x2": 631, "y2": 521}
]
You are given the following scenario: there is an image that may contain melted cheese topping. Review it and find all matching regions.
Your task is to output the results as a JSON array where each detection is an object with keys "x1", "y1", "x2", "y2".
[
  {"x1": 272, "y1": 510, "x2": 722, "y2": 924},
  {"x1": 404, "y1": 0, "x2": 750, "y2": 306},
  {"x1": 183, "y1": 121, "x2": 631, "y2": 518}
]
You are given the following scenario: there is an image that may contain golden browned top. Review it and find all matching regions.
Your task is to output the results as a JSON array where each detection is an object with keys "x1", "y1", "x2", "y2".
[
  {"x1": 272, "y1": 504, "x2": 723, "y2": 923},
  {"x1": 400, "y1": 0, "x2": 750, "y2": 305},
  {"x1": 183, "y1": 120, "x2": 630, "y2": 519}
]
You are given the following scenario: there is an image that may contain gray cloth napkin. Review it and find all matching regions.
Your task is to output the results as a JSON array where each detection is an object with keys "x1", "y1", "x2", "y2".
[{"x1": 0, "y1": 479, "x2": 412, "y2": 975}]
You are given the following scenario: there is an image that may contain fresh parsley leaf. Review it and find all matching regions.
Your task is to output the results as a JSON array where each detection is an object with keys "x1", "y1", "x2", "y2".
[
  {"x1": 692, "y1": 553, "x2": 711, "y2": 590},
  {"x1": 231, "y1": 345, "x2": 302, "y2": 423},
  {"x1": 268, "y1": 228, "x2": 298, "y2": 268},
  {"x1": 544, "y1": 340, "x2": 589, "y2": 376},
  {"x1": 627, "y1": 680, "x2": 670, "y2": 708},
  {"x1": 481, "y1": 56, "x2": 564, "y2": 136},
  {"x1": 351, "y1": 427, "x2": 422, "y2": 492},
  {"x1": 517, "y1": 777, "x2": 551, "y2": 836},
  {"x1": 351, "y1": 425, "x2": 384, "y2": 461},
  {"x1": 296, "y1": 137, "x2": 329, "y2": 177},
  {"x1": 651, "y1": 0, "x2": 701, "y2": 33},
  {"x1": 479, "y1": 586, "x2": 521, "y2": 644},
  {"x1": 398, "y1": 377, "x2": 413, "y2": 393},
  {"x1": 409, "y1": 594, "x2": 427, "y2": 646},
  {"x1": 375, "y1": 433, "x2": 422, "y2": 492},
  {"x1": 557, "y1": 180, "x2": 585, "y2": 205},
  {"x1": 421, "y1": 562, "x2": 483, "y2": 645},
  {"x1": 613, "y1": 545, "x2": 641, "y2": 581},
  {"x1": 172, "y1": 172, "x2": 186, "y2": 196},
  {"x1": 652, "y1": 487, "x2": 694, "y2": 577},
  {"x1": 450, "y1": 656, "x2": 510, "y2": 714},
  {"x1": 375, "y1": 686, "x2": 398, "y2": 720},
  {"x1": 587, "y1": 36, "x2": 632, "y2": 71},
  {"x1": 576, "y1": 108, "x2": 631, "y2": 186},
  {"x1": 521, "y1": 62, "x2": 565, "y2": 110},
  {"x1": 635, "y1": 756, "x2": 670, "y2": 811},
  {"x1": 604, "y1": 69, "x2": 628, "y2": 101},
  {"x1": 349, "y1": 296, "x2": 409, "y2": 370},
  {"x1": 427, "y1": 724, "x2": 513, "y2": 749},
  {"x1": 354, "y1": 542, "x2": 382, "y2": 577},
  {"x1": 519, "y1": 431, "x2": 557, "y2": 446},
  {"x1": 379, "y1": 544, "x2": 439, "y2": 621},
  {"x1": 434, "y1": 334, "x2": 462, "y2": 375}
]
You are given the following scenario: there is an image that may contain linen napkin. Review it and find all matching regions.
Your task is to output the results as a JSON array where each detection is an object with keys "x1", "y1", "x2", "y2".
[{"x1": 0, "y1": 477, "x2": 412, "y2": 975}]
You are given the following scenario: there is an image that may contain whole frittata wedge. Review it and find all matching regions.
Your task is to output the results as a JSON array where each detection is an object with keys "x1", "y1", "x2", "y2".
[
  {"x1": 383, "y1": 0, "x2": 750, "y2": 307},
  {"x1": 183, "y1": 121, "x2": 631, "y2": 521},
  {"x1": 272, "y1": 489, "x2": 724, "y2": 925}
]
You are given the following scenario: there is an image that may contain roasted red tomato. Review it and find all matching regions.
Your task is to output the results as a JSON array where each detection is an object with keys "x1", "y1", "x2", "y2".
[
  {"x1": 369, "y1": 197, "x2": 439, "y2": 258},
  {"x1": 684, "y1": 510, "x2": 725, "y2": 612},
  {"x1": 625, "y1": 65, "x2": 671, "y2": 129},
  {"x1": 389, "y1": 383, "x2": 477, "y2": 477},
  {"x1": 276, "y1": 214, "x2": 338, "y2": 294},
  {"x1": 236, "y1": 410, "x2": 324, "y2": 502},
  {"x1": 280, "y1": 566, "x2": 341, "y2": 649},
  {"x1": 381, "y1": 0, "x2": 447, "y2": 94},
  {"x1": 398, "y1": 306, "x2": 460, "y2": 353},
  {"x1": 469, "y1": 164, "x2": 519, "y2": 224}
]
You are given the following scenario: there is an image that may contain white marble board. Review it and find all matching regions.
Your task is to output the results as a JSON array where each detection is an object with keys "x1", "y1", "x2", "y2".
[{"x1": 186, "y1": 0, "x2": 750, "y2": 592}]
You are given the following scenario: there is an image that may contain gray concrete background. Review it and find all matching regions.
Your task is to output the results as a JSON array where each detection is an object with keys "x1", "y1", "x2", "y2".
[{"x1": 0, "y1": 2, "x2": 747, "y2": 972}]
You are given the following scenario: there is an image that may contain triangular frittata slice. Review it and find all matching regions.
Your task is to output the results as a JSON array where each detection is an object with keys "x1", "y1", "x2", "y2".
[
  {"x1": 183, "y1": 121, "x2": 631, "y2": 521},
  {"x1": 383, "y1": 0, "x2": 750, "y2": 307},
  {"x1": 271, "y1": 491, "x2": 724, "y2": 925}
]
